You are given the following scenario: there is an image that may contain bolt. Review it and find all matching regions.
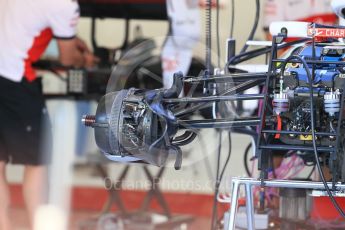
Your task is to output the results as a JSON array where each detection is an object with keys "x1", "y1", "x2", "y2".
[{"x1": 82, "y1": 115, "x2": 96, "y2": 127}]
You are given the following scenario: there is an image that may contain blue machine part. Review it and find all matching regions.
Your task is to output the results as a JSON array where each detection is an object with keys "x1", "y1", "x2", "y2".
[
  {"x1": 293, "y1": 87, "x2": 326, "y2": 95},
  {"x1": 288, "y1": 68, "x2": 338, "y2": 85},
  {"x1": 298, "y1": 45, "x2": 323, "y2": 59},
  {"x1": 285, "y1": 44, "x2": 345, "y2": 89}
]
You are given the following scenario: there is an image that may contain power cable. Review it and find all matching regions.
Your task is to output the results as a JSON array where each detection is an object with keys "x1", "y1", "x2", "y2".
[
  {"x1": 239, "y1": 0, "x2": 260, "y2": 54},
  {"x1": 219, "y1": 132, "x2": 232, "y2": 185},
  {"x1": 244, "y1": 142, "x2": 253, "y2": 177},
  {"x1": 211, "y1": 131, "x2": 223, "y2": 230},
  {"x1": 211, "y1": 131, "x2": 232, "y2": 230}
]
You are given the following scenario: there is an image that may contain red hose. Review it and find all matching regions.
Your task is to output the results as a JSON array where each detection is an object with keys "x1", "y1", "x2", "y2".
[{"x1": 275, "y1": 115, "x2": 282, "y2": 139}]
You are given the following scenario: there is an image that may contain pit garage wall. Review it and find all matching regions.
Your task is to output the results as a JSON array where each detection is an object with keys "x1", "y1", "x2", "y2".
[{"x1": 7, "y1": 1, "x2": 266, "y2": 208}]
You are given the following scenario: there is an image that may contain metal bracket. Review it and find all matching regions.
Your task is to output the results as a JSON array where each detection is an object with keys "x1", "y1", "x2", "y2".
[{"x1": 221, "y1": 177, "x2": 345, "y2": 230}]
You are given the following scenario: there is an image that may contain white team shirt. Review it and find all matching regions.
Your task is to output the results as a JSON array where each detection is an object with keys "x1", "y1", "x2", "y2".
[
  {"x1": 263, "y1": 0, "x2": 337, "y2": 30},
  {"x1": 0, "y1": 0, "x2": 80, "y2": 82},
  {"x1": 162, "y1": 0, "x2": 200, "y2": 88}
]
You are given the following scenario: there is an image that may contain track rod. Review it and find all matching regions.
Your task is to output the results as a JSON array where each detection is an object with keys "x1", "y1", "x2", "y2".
[{"x1": 178, "y1": 118, "x2": 260, "y2": 129}]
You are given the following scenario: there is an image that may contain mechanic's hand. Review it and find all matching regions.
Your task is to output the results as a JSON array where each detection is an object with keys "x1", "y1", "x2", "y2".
[
  {"x1": 74, "y1": 37, "x2": 100, "y2": 68},
  {"x1": 76, "y1": 37, "x2": 91, "y2": 54},
  {"x1": 83, "y1": 52, "x2": 100, "y2": 69}
]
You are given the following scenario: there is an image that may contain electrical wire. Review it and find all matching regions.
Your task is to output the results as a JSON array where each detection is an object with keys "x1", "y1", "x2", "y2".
[
  {"x1": 269, "y1": 151, "x2": 277, "y2": 179},
  {"x1": 210, "y1": 131, "x2": 232, "y2": 230},
  {"x1": 281, "y1": 54, "x2": 345, "y2": 219},
  {"x1": 219, "y1": 132, "x2": 232, "y2": 183},
  {"x1": 239, "y1": 0, "x2": 260, "y2": 54},
  {"x1": 252, "y1": 153, "x2": 307, "y2": 207},
  {"x1": 211, "y1": 131, "x2": 222, "y2": 230},
  {"x1": 244, "y1": 142, "x2": 253, "y2": 177}
]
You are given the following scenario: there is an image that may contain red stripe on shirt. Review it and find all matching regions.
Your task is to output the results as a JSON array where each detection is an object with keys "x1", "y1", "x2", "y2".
[{"x1": 24, "y1": 28, "x2": 53, "y2": 81}]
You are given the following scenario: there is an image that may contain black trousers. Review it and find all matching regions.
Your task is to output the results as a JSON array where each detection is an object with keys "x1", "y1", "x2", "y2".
[{"x1": 0, "y1": 77, "x2": 52, "y2": 165}]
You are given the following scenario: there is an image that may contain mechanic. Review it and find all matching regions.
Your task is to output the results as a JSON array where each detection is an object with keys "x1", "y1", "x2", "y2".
[
  {"x1": 0, "y1": 0, "x2": 97, "y2": 229},
  {"x1": 263, "y1": 0, "x2": 338, "y2": 39},
  {"x1": 161, "y1": 0, "x2": 200, "y2": 89}
]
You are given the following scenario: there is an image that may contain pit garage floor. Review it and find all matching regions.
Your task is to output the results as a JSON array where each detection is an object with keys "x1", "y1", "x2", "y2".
[{"x1": 10, "y1": 208, "x2": 211, "y2": 230}]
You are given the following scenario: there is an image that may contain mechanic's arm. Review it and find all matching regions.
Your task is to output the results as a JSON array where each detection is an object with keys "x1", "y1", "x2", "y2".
[
  {"x1": 57, "y1": 38, "x2": 97, "y2": 68},
  {"x1": 49, "y1": 1, "x2": 98, "y2": 68}
]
